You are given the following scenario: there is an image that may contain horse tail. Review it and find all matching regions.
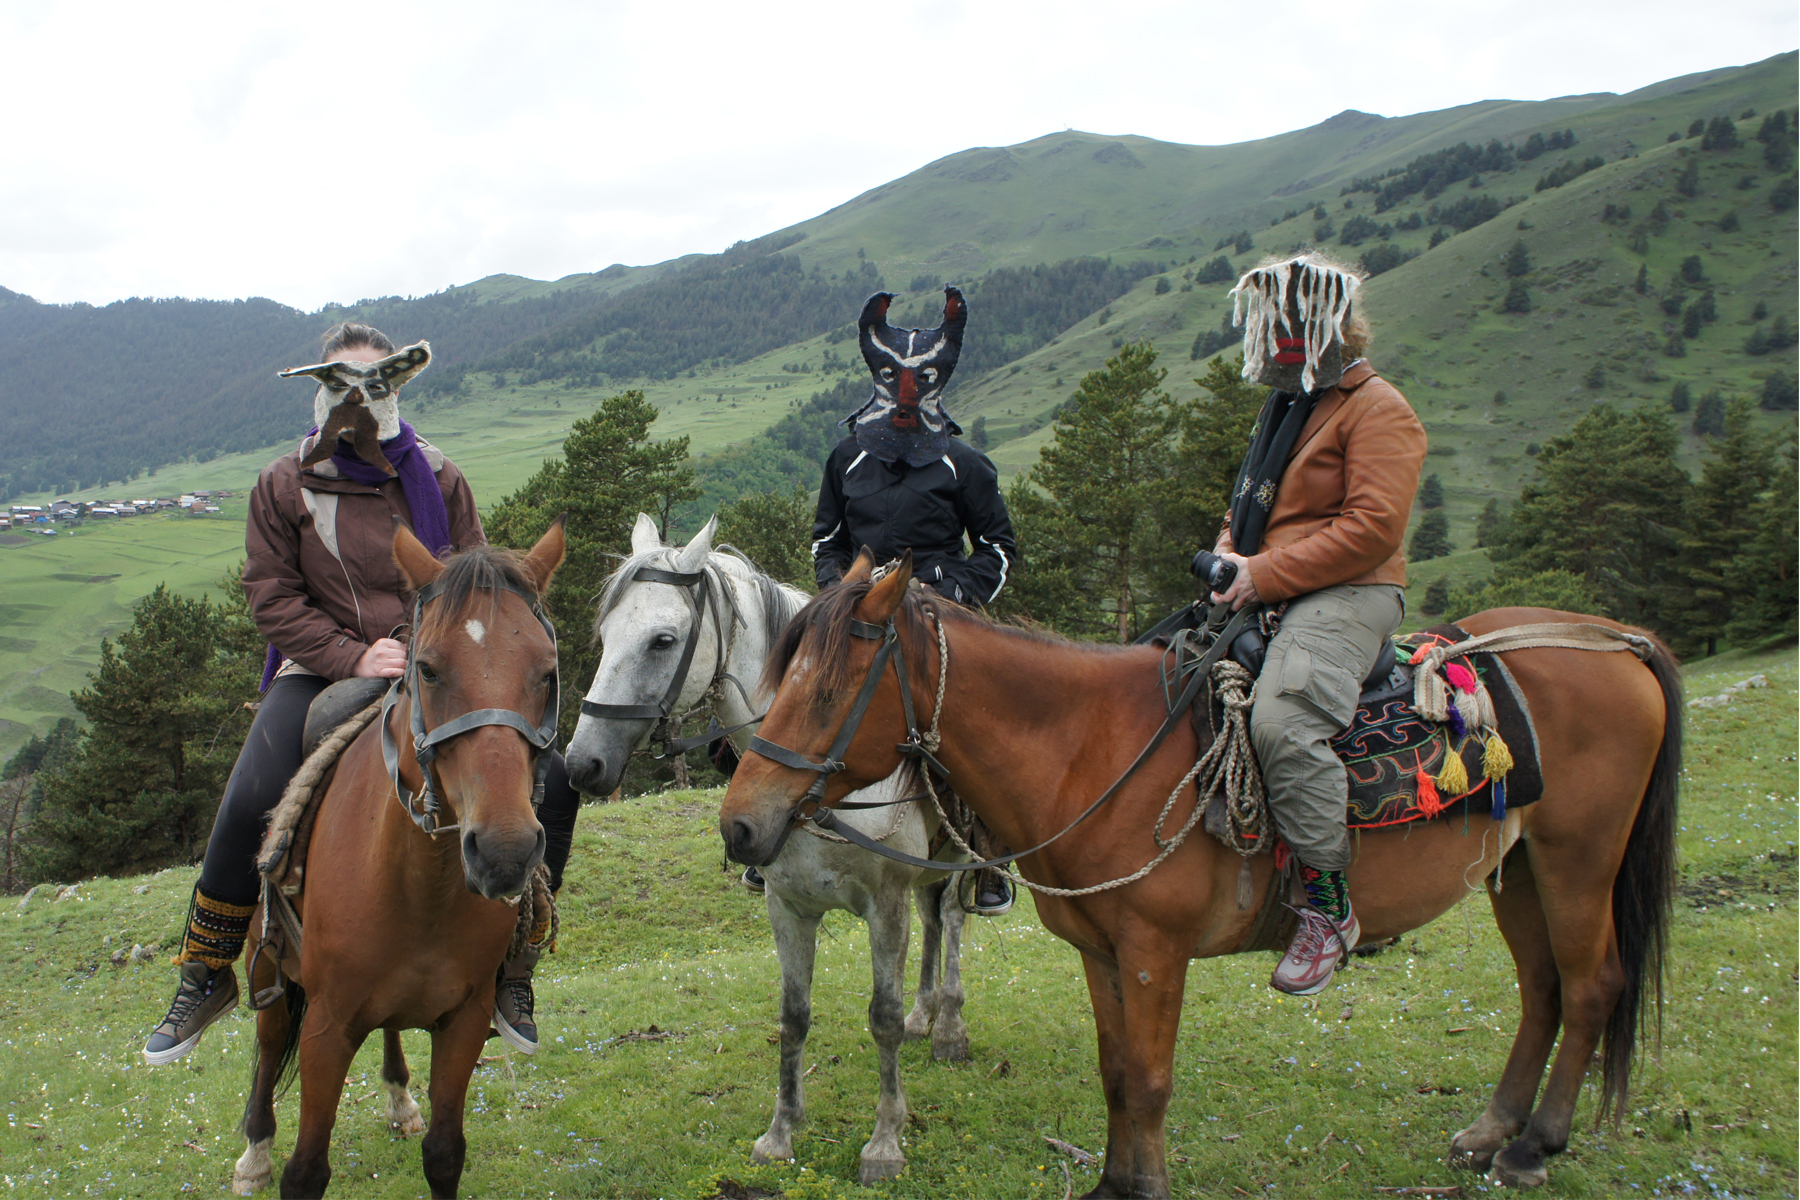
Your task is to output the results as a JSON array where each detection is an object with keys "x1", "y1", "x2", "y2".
[
  {"x1": 273, "y1": 982, "x2": 308, "y2": 1094},
  {"x1": 1599, "y1": 633, "x2": 1683, "y2": 1123}
]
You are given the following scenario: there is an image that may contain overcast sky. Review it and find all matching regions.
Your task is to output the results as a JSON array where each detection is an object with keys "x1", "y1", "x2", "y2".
[{"x1": 1, "y1": 0, "x2": 1791, "y2": 312}]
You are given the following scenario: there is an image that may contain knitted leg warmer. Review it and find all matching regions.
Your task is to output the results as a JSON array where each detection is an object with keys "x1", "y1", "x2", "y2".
[
  {"x1": 1298, "y1": 863, "x2": 1351, "y2": 922},
  {"x1": 175, "y1": 884, "x2": 256, "y2": 969}
]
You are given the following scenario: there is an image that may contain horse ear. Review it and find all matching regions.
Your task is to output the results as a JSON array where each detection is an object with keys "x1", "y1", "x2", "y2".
[
  {"x1": 856, "y1": 550, "x2": 912, "y2": 622},
  {"x1": 842, "y1": 546, "x2": 877, "y2": 586},
  {"x1": 630, "y1": 512, "x2": 662, "y2": 555},
  {"x1": 519, "y1": 514, "x2": 568, "y2": 595},
  {"x1": 393, "y1": 522, "x2": 445, "y2": 591},
  {"x1": 675, "y1": 515, "x2": 717, "y2": 574}
]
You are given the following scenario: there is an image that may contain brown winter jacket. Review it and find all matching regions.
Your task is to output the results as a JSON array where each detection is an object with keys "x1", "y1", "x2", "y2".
[
  {"x1": 1219, "y1": 362, "x2": 1427, "y2": 604},
  {"x1": 242, "y1": 434, "x2": 485, "y2": 681}
]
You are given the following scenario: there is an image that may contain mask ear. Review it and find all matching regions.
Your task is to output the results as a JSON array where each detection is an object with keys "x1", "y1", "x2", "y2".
[
  {"x1": 856, "y1": 550, "x2": 912, "y2": 623},
  {"x1": 857, "y1": 292, "x2": 898, "y2": 373},
  {"x1": 519, "y1": 514, "x2": 567, "y2": 595},
  {"x1": 675, "y1": 515, "x2": 717, "y2": 574},
  {"x1": 841, "y1": 546, "x2": 877, "y2": 586},
  {"x1": 393, "y1": 522, "x2": 446, "y2": 592},
  {"x1": 375, "y1": 341, "x2": 432, "y2": 388},
  {"x1": 630, "y1": 512, "x2": 663, "y2": 555}
]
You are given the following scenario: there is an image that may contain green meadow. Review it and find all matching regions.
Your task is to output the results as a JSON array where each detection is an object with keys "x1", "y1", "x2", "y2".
[{"x1": 0, "y1": 648, "x2": 1790, "y2": 1198}]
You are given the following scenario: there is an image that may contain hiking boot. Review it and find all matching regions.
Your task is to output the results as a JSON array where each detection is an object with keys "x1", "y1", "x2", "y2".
[
  {"x1": 493, "y1": 942, "x2": 541, "y2": 1054},
  {"x1": 1270, "y1": 906, "x2": 1360, "y2": 996},
  {"x1": 971, "y1": 868, "x2": 1014, "y2": 917},
  {"x1": 143, "y1": 961, "x2": 239, "y2": 1065},
  {"x1": 741, "y1": 866, "x2": 765, "y2": 893}
]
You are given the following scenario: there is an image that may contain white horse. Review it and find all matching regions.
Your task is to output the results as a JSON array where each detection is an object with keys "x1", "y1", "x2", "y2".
[{"x1": 563, "y1": 514, "x2": 971, "y2": 1185}]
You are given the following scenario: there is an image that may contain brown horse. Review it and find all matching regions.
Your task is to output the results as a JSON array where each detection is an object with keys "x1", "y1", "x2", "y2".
[
  {"x1": 719, "y1": 553, "x2": 1681, "y2": 1198},
  {"x1": 234, "y1": 522, "x2": 565, "y2": 1199}
]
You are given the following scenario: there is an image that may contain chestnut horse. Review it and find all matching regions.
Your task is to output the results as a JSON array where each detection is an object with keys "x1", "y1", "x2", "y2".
[
  {"x1": 719, "y1": 553, "x2": 1681, "y2": 1198},
  {"x1": 234, "y1": 522, "x2": 565, "y2": 1199}
]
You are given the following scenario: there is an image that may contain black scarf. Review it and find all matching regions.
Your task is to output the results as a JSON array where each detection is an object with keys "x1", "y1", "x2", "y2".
[{"x1": 1226, "y1": 389, "x2": 1318, "y2": 556}]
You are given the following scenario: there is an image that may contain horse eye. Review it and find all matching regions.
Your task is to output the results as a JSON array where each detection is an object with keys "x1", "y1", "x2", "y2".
[
  {"x1": 651, "y1": 633, "x2": 677, "y2": 650},
  {"x1": 879, "y1": 367, "x2": 895, "y2": 382},
  {"x1": 418, "y1": 662, "x2": 441, "y2": 685}
]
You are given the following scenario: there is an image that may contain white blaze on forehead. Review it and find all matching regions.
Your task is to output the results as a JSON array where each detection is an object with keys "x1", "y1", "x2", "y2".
[{"x1": 464, "y1": 618, "x2": 486, "y2": 645}]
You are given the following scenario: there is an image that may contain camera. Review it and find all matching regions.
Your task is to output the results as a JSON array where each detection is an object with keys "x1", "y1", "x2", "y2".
[{"x1": 1190, "y1": 550, "x2": 1238, "y2": 594}]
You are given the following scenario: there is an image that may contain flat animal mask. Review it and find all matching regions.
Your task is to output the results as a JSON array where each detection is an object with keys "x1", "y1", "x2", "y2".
[
  {"x1": 280, "y1": 341, "x2": 431, "y2": 474},
  {"x1": 1230, "y1": 257, "x2": 1359, "y2": 394},
  {"x1": 845, "y1": 287, "x2": 967, "y2": 466}
]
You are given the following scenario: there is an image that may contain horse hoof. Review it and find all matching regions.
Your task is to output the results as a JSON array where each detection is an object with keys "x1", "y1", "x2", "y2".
[
  {"x1": 752, "y1": 1133, "x2": 792, "y2": 1164},
  {"x1": 1490, "y1": 1146, "x2": 1549, "y2": 1189},
  {"x1": 902, "y1": 1014, "x2": 933, "y2": 1042},
  {"x1": 1448, "y1": 1145, "x2": 1496, "y2": 1172},
  {"x1": 932, "y1": 1032, "x2": 970, "y2": 1062},
  {"x1": 858, "y1": 1154, "x2": 905, "y2": 1184},
  {"x1": 232, "y1": 1138, "x2": 273, "y2": 1194}
]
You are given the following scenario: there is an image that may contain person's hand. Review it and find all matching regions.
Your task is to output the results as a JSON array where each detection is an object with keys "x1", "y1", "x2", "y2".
[
  {"x1": 1210, "y1": 552, "x2": 1260, "y2": 611},
  {"x1": 353, "y1": 637, "x2": 408, "y2": 678}
]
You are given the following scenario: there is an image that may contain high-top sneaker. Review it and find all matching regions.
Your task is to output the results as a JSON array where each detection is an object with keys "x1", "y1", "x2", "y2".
[
  {"x1": 144, "y1": 960, "x2": 241, "y2": 1064},
  {"x1": 1270, "y1": 905, "x2": 1360, "y2": 996},
  {"x1": 493, "y1": 941, "x2": 542, "y2": 1054},
  {"x1": 971, "y1": 868, "x2": 1014, "y2": 916}
]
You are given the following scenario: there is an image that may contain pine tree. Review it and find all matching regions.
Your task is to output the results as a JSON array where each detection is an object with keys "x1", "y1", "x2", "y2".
[
  {"x1": 998, "y1": 343, "x2": 1180, "y2": 641},
  {"x1": 717, "y1": 484, "x2": 816, "y2": 592},
  {"x1": 24, "y1": 586, "x2": 261, "y2": 882},
  {"x1": 1691, "y1": 391, "x2": 1726, "y2": 436},
  {"x1": 1669, "y1": 381, "x2": 1692, "y2": 413},
  {"x1": 1486, "y1": 405, "x2": 1693, "y2": 644},
  {"x1": 1501, "y1": 280, "x2": 1531, "y2": 313},
  {"x1": 1502, "y1": 240, "x2": 1532, "y2": 277},
  {"x1": 485, "y1": 390, "x2": 698, "y2": 740},
  {"x1": 1475, "y1": 498, "x2": 1507, "y2": 547},
  {"x1": 1408, "y1": 510, "x2": 1454, "y2": 561},
  {"x1": 1422, "y1": 578, "x2": 1450, "y2": 615},
  {"x1": 1418, "y1": 473, "x2": 1445, "y2": 509},
  {"x1": 1724, "y1": 431, "x2": 1798, "y2": 645},
  {"x1": 1678, "y1": 398, "x2": 1774, "y2": 652}
]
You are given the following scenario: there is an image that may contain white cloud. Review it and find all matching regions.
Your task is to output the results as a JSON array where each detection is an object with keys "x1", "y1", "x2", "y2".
[{"x1": 0, "y1": 0, "x2": 1791, "y2": 310}]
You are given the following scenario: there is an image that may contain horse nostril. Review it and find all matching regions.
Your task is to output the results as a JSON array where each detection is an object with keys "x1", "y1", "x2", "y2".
[{"x1": 728, "y1": 816, "x2": 758, "y2": 860}]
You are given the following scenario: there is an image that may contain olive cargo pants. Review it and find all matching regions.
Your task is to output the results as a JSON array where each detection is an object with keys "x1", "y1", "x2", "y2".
[{"x1": 1249, "y1": 583, "x2": 1405, "y2": 872}]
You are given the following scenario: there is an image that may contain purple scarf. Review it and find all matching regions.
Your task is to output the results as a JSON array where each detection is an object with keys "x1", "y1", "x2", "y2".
[{"x1": 259, "y1": 420, "x2": 452, "y2": 691}]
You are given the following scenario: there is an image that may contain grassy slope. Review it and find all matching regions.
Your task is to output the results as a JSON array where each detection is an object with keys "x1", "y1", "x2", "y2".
[
  {"x1": 3, "y1": 53, "x2": 1793, "y2": 756},
  {"x1": 0, "y1": 650, "x2": 1790, "y2": 1198}
]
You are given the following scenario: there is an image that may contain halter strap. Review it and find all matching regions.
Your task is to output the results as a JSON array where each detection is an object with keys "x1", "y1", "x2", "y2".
[{"x1": 380, "y1": 574, "x2": 560, "y2": 837}]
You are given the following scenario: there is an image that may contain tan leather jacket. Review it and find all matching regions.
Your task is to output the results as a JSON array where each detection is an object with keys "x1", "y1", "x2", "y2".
[
  {"x1": 1220, "y1": 362, "x2": 1427, "y2": 604},
  {"x1": 243, "y1": 434, "x2": 485, "y2": 680}
]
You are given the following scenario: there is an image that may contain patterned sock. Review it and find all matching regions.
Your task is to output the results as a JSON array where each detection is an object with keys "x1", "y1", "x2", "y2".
[
  {"x1": 176, "y1": 885, "x2": 256, "y2": 969},
  {"x1": 1298, "y1": 864, "x2": 1351, "y2": 923}
]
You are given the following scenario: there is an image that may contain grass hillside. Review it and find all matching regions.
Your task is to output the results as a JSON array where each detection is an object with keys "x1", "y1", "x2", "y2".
[
  {"x1": 0, "y1": 649, "x2": 1790, "y2": 1197},
  {"x1": 2, "y1": 53, "x2": 1793, "y2": 756}
]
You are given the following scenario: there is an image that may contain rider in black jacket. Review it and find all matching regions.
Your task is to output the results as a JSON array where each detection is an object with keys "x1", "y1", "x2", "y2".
[{"x1": 756, "y1": 287, "x2": 1018, "y2": 914}]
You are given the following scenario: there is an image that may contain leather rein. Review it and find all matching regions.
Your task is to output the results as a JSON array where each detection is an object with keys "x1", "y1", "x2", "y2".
[
  {"x1": 746, "y1": 600, "x2": 1254, "y2": 874},
  {"x1": 578, "y1": 563, "x2": 764, "y2": 759},
  {"x1": 379, "y1": 576, "x2": 561, "y2": 837}
]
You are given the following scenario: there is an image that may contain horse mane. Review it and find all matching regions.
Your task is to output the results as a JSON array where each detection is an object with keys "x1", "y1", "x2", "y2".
[
  {"x1": 759, "y1": 577, "x2": 1118, "y2": 703},
  {"x1": 415, "y1": 545, "x2": 541, "y2": 643},
  {"x1": 593, "y1": 543, "x2": 807, "y2": 655}
]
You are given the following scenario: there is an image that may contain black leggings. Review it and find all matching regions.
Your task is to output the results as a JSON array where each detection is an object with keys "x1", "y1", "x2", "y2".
[{"x1": 198, "y1": 674, "x2": 581, "y2": 904}]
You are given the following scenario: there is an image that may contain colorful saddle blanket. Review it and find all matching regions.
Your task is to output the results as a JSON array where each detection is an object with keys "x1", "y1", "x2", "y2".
[{"x1": 1333, "y1": 624, "x2": 1543, "y2": 829}]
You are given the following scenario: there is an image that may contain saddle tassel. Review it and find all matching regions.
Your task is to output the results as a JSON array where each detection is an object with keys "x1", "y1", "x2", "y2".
[
  {"x1": 1435, "y1": 735, "x2": 1470, "y2": 797},
  {"x1": 1414, "y1": 770, "x2": 1445, "y2": 818},
  {"x1": 1237, "y1": 858, "x2": 1253, "y2": 910}
]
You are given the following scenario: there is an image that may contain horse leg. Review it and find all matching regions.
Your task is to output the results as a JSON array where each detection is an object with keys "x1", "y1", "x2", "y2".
[
  {"x1": 1490, "y1": 841, "x2": 1629, "y2": 1188},
  {"x1": 233, "y1": 952, "x2": 289, "y2": 1196},
  {"x1": 1078, "y1": 952, "x2": 1138, "y2": 1199},
  {"x1": 1108, "y1": 943, "x2": 1188, "y2": 1199},
  {"x1": 752, "y1": 893, "x2": 819, "y2": 1165},
  {"x1": 279, "y1": 1009, "x2": 363, "y2": 1199},
  {"x1": 903, "y1": 877, "x2": 944, "y2": 1043},
  {"x1": 382, "y1": 1029, "x2": 426, "y2": 1136},
  {"x1": 929, "y1": 875, "x2": 969, "y2": 1062},
  {"x1": 1451, "y1": 851, "x2": 1560, "y2": 1172},
  {"x1": 858, "y1": 888, "x2": 912, "y2": 1184},
  {"x1": 420, "y1": 1001, "x2": 491, "y2": 1199}
]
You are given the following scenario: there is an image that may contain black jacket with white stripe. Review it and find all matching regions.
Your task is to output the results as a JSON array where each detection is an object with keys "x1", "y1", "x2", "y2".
[{"x1": 812, "y1": 436, "x2": 1017, "y2": 606}]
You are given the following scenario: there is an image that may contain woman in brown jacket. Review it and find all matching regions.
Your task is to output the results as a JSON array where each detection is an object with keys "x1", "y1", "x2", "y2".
[
  {"x1": 144, "y1": 324, "x2": 578, "y2": 1064},
  {"x1": 1206, "y1": 253, "x2": 1426, "y2": 996}
]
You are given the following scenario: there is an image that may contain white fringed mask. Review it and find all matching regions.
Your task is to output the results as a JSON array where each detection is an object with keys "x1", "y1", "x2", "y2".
[
  {"x1": 1230, "y1": 257, "x2": 1360, "y2": 394},
  {"x1": 280, "y1": 342, "x2": 431, "y2": 474}
]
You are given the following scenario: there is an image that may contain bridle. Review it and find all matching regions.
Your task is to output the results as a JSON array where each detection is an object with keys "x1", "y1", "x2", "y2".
[
  {"x1": 380, "y1": 576, "x2": 561, "y2": 837},
  {"x1": 744, "y1": 594, "x2": 1255, "y2": 875},
  {"x1": 578, "y1": 562, "x2": 761, "y2": 758}
]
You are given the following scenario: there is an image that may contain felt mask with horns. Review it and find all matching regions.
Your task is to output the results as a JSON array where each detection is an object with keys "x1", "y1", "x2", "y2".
[
  {"x1": 1230, "y1": 255, "x2": 1361, "y2": 394},
  {"x1": 280, "y1": 342, "x2": 431, "y2": 476},
  {"x1": 844, "y1": 286, "x2": 967, "y2": 467}
]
